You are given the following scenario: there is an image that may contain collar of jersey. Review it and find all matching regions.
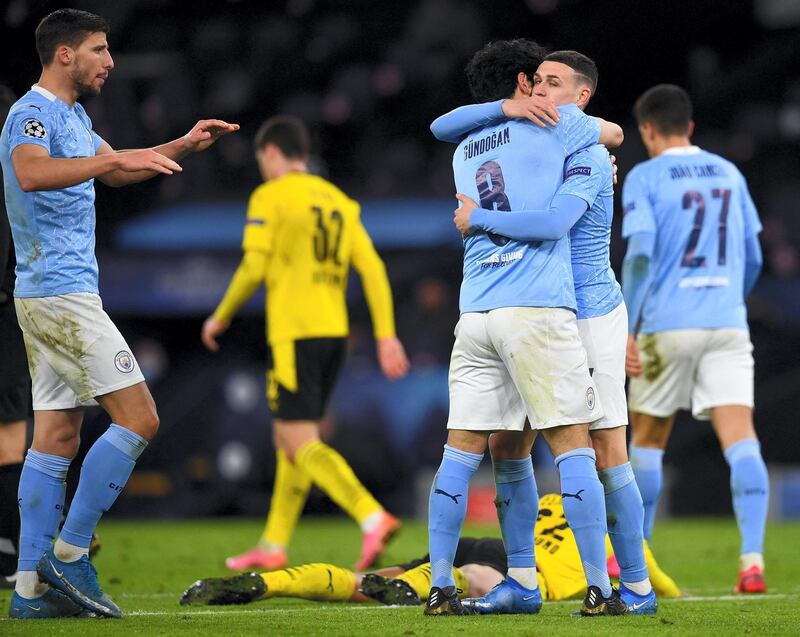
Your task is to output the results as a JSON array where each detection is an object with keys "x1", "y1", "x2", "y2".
[
  {"x1": 31, "y1": 84, "x2": 57, "y2": 102},
  {"x1": 661, "y1": 145, "x2": 701, "y2": 156},
  {"x1": 30, "y1": 84, "x2": 72, "y2": 112}
]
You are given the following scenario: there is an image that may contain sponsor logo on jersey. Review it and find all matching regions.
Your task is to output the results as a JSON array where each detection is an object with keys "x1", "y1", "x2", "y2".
[{"x1": 477, "y1": 249, "x2": 524, "y2": 269}]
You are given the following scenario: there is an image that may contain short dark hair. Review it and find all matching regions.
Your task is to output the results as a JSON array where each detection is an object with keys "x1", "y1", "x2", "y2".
[
  {"x1": 254, "y1": 116, "x2": 310, "y2": 159},
  {"x1": 543, "y1": 50, "x2": 598, "y2": 92},
  {"x1": 633, "y1": 84, "x2": 693, "y2": 136},
  {"x1": 35, "y1": 9, "x2": 110, "y2": 67},
  {"x1": 465, "y1": 39, "x2": 547, "y2": 103}
]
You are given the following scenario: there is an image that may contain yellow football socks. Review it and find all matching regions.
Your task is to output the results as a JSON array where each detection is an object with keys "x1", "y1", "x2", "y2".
[
  {"x1": 261, "y1": 450, "x2": 313, "y2": 549},
  {"x1": 395, "y1": 562, "x2": 470, "y2": 599},
  {"x1": 259, "y1": 563, "x2": 356, "y2": 601},
  {"x1": 295, "y1": 440, "x2": 383, "y2": 525}
]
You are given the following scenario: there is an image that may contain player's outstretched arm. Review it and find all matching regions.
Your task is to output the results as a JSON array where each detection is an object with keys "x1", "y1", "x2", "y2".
[
  {"x1": 453, "y1": 193, "x2": 588, "y2": 241},
  {"x1": 11, "y1": 143, "x2": 181, "y2": 192},
  {"x1": 201, "y1": 250, "x2": 267, "y2": 351},
  {"x1": 97, "y1": 119, "x2": 239, "y2": 187},
  {"x1": 430, "y1": 96, "x2": 558, "y2": 143}
]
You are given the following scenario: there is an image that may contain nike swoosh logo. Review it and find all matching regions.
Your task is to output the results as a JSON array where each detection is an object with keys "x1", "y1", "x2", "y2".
[
  {"x1": 631, "y1": 600, "x2": 649, "y2": 610},
  {"x1": 50, "y1": 558, "x2": 64, "y2": 578},
  {"x1": 25, "y1": 603, "x2": 41, "y2": 611},
  {"x1": 522, "y1": 595, "x2": 538, "y2": 601}
]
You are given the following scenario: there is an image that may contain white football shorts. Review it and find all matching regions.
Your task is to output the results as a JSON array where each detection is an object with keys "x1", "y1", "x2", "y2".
[
  {"x1": 15, "y1": 293, "x2": 145, "y2": 410},
  {"x1": 627, "y1": 328, "x2": 754, "y2": 421},
  {"x1": 447, "y1": 306, "x2": 603, "y2": 432},
  {"x1": 577, "y1": 301, "x2": 629, "y2": 430}
]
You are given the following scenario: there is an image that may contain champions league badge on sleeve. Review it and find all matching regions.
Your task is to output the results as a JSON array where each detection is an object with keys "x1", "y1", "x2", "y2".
[
  {"x1": 23, "y1": 119, "x2": 47, "y2": 139},
  {"x1": 115, "y1": 351, "x2": 135, "y2": 373}
]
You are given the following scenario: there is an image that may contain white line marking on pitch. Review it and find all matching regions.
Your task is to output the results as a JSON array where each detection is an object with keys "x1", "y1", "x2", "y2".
[
  {"x1": 118, "y1": 593, "x2": 792, "y2": 616},
  {"x1": 1, "y1": 593, "x2": 791, "y2": 621}
]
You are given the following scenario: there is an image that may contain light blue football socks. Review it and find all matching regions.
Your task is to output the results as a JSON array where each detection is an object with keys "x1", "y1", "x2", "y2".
[
  {"x1": 17, "y1": 450, "x2": 71, "y2": 573},
  {"x1": 58, "y1": 425, "x2": 148, "y2": 553},
  {"x1": 599, "y1": 462, "x2": 650, "y2": 592},
  {"x1": 493, "y1": 457, "x2": 538, "y2": 589},
  {"x1": 724, "y1": 439, "x2": 769, "y2": 557},
  {"x1": 629, "y1": 444, "x2": 664, "y2": 541},
  {"x1": 428, "y1": 444, "x2": 483, "y2": 589},
  {"x1": 555, "y1": 447, "x2": 612, "y2": 597}
]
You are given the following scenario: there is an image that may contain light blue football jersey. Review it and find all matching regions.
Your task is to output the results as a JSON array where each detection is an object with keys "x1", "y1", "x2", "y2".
[
  {"x1": 559, "y1": 144, "x2": 623, "y2": 320},
  {"x1": 621, "y1": 146, "x2": 762, "y2": 333},
  {"x1": 454, "y1": 104, "x2": 600, "y2": 313},
  {"x1": 0, "y1": 85, "x2": 104, "y2": 297}
]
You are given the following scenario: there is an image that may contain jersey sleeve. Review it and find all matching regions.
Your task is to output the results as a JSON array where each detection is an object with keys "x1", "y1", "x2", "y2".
[
  {"x1": 621, "y1": 166, "x2": 657, "y2": 238},
  {"x1": 241, "y1": 187, "x2": 275, "y2": 254},
  {"x1": 737, "y1": 170, "x2": 763, "y2": 238},
  {"x1": 557, "y1": 104, "x2": 601, "y2": 156},
  {"x1": 6, "y1": 106, "x2": 57, "y2": 155},
  {"x1": 557, "y1": 147, "x2": 607, "y2": 207},
  {"x1": 430, "y1": 100, "x2": 505, "y2": 143}
]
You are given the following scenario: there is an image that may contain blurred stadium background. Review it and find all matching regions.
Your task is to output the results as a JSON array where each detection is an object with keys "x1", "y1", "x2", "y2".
[{"x1": 2, "y1": 0, "x2": 800, "y2": 522}]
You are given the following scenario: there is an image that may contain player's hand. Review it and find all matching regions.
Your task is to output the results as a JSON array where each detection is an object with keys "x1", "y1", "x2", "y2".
[
  {"x1": 609, "y1": 153, "x2": 618, "y2": 186},
  {"x1": 501, "y1": 95, "x2": 559, "y2": 127},
  {"x1": 626, "y1": 333, "x2": 644, "y2": 377},
  {"x1": 184, "y1": 119, "x2": 240, "y2": 153},
  {"x1": 201, "y1": 316, "x2": 230, "y2": 352},
  {"x1": 377, "y1": 337, "x2": 410, "y2": 380},
  {"x1": 454, "y1": 193, "x2": 479, "y2": 237},
  {"x1": 117, "y1": 149, "x2": 183, "y2": 175}
]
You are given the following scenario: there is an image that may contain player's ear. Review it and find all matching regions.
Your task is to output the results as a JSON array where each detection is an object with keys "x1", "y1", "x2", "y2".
[
  {"x1": 687, "y1": 120, "x2": 695, "y2": 138},
  {"x1": 517, "y1": 72, "x2": 533, "y2": 96},
  {"x1": 577, "y1": 86, "x2": 592, "y2": 109},
  {"x1": 54, "y1": 45, "x2": 72, "y2": 66}
]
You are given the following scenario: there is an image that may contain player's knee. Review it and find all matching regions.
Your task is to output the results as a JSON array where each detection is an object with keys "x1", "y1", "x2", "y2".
[
  {"x1": 488, "y1": 435, "x2": 529, "y2": 460},
  {"x1": 129, "y1": 409, "x2": 160, "y2": 441},
  {"x1": 51, "y1": 430, "x2": 81, "y2": 459}
]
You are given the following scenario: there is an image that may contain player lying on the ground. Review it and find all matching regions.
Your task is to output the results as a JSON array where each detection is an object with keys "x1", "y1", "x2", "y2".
[{"x1": 181, "y1": 494, "x2": 681, "y2": 608}]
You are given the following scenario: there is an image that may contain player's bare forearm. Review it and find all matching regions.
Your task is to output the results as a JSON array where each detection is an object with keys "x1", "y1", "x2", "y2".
[
  {"x1": 598, "y1": 119, "x2": 624, "y2": 148},
  {"x1": 12, "y1": 145, "x2": 122, "y2": 192},
  {"x1": 600, "y1": 120, "x2": 624, "y2": 147}
]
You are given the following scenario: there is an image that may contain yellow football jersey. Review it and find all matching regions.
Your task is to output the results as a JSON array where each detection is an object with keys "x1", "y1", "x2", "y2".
[
  {"x1": 241, "y1": 172, "x2": 395, "y2": 344},
  {"x1": 534, "y1": 493, "x2": 592, "y2": 601},
  {"x1": 534, "y1": 493, "x2": 681, "y2": 600}
]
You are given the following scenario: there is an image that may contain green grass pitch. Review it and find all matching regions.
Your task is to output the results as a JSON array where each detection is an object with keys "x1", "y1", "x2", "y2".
[{"x1": 1, "y1": 516, "x2": 799, "y2": 635}]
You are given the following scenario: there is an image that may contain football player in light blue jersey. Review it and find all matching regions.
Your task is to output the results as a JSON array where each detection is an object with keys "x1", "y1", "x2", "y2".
[
  {"x1": 436, "y1": 50, "x2": 656, "y2": 615},
  {"x1": 621, "y1": 85, "x2": 767, "y2": 594},
  {"x1": 2, "y1": 9, "x2": 238, "y2": 620},
  {"x1": 425, "y1": 39, "x2": 628, "y2": 618}
]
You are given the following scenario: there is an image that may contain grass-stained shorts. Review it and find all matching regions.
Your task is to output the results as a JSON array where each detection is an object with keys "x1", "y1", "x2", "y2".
[{"x1": 14, "y1": 293, "x2": 144, "y2": 410}]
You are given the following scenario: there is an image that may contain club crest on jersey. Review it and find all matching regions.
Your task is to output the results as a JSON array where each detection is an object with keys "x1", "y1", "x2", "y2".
[
  {"x1": 585, "y1": 387, "x2": 595, "y2": 410},
  {"x1": 23, "y1": 119, "x2": 47, "y2": 139},
  {"x1": 114, "y1": 351, "x2": 135, "y2": 373}
]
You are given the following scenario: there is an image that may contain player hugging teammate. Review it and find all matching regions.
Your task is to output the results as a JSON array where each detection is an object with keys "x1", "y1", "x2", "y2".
[{"x1": 425, "y1": 38, "x2": 766, "y2": 617}]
